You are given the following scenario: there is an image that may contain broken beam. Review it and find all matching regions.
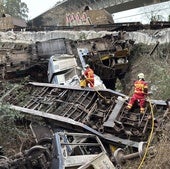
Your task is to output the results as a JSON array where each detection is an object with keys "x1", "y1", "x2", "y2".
[{"x1": 9, "y1": 104, "x2": 139, "y2": 148}]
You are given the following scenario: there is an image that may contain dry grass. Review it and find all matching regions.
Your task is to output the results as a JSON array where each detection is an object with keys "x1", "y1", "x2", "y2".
[
  {"x1": 124, "y1": 43, "x2": 170, "y2": 100},
  {"x1": 121, "y1": 43, "x2": 170, "y2": 169}
]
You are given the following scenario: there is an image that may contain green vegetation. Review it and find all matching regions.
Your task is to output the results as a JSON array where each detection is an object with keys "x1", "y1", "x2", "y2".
[
  {"x1": 122, "y1": 43, "x2": 170, "y2": 169},
  {"x1": 0, "y1": 0, "x2": 28, "y2": 19},
  {"x1": 0, "y1": 104, "x2": 30, "y2": 156},
  {"x1": 125, "y1": 43, "x2": 170, "y2": 100}
]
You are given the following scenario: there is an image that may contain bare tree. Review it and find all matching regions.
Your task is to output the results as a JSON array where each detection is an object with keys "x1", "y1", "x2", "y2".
[{"x1": 139, "y1": 2, "x2": 170, "y2": 23}]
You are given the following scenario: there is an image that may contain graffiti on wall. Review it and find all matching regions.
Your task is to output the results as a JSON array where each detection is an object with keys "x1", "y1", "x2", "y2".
[{"x1": 66, "y1": 12, "x2": 92, "y2": 26}]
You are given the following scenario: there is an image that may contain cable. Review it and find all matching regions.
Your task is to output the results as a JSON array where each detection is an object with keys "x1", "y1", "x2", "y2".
[
  {"x1": 84, "y1": 78, "x2": 155, "y2": 169},
  {"x1": 137, "y1": 98, "x2": 155, "y2": 169},
  {"x1": 84, "y1": 75, "x2": 155, "y2": 169},
  {"x1": 83, "y1": 78, "x2": 107, "y2": 100},
  {"x1": 114, "y1": 7, "x2": 169, "y2": 20}
]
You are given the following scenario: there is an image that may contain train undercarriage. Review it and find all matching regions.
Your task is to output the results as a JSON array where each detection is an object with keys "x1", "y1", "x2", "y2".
[{"x1": 0, "y1": 81, "x2": 169, "y2": 168}]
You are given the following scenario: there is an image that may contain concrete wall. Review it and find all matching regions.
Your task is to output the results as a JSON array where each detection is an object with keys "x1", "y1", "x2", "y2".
[
  {"x1": 0, "y1": 28, "x2": 170, "y2": 45},
  {"x1": 29, "y1": 0, "x2": 169, "y2": 27}
]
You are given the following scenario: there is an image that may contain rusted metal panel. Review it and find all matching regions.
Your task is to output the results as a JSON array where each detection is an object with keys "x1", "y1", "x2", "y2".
[
  {"x1": 114, "y1": 49, "x2": 129, "y2": 58},
  {"x1": 30, "y1": 122, "x2": 53, "y2": 143}
]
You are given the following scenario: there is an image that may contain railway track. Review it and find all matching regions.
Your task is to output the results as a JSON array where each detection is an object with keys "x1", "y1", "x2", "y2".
[{"x1": 11, "y1": 21, "x2": 170, "y2": 32}]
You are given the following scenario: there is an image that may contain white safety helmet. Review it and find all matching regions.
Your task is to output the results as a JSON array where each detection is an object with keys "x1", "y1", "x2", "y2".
[
  {"x1": 84, "y1": 64, "x2": 89, "y2": 68},
  {"x1": 138, "y1": 73, "x2": 144, "y2": 79}
]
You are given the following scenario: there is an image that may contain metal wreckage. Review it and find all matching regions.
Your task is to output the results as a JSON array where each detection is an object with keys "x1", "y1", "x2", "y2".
[
  {"x1": 0, "y1": 82, "x2": 169, "y2": 169},
  {"x1": 0, "y1": 32, "x2": 169, "y2": 169}
]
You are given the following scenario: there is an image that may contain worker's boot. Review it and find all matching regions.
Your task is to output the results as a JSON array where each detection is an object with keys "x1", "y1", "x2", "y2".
[
  {"x1": 124, "y1": 107, "x2": 132, "y2": 119},
  {"x1": 140, "y1": 108, "x2": 145, "y2": 114},
  {"x1": 147, "y1": 114, "x2": 152, "y2": 120},
  {"x1": 125, "y1": 104, "x2": 131, "y2": 111}
]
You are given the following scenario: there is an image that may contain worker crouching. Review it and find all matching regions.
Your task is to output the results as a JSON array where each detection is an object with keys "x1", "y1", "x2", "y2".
[
  {"x1": 80, "y1": 64, "x2": 94, "y2": 88},
  {"x1": 126, "y1": 73, "x2": 148, "y2": 114}
]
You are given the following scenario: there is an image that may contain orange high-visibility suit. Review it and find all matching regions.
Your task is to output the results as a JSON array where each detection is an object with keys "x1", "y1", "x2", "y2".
[
  {"x1": 127, "y1": 80, "x2": 148, "y2": 113},
  {"x1": 84, "y1": 67, "x2": 94, "y2": 88}
]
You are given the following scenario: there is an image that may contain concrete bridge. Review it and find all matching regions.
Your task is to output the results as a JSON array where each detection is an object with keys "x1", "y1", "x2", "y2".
[
  {"x1": 56, "y1": 0, "x2": 169, "y2": 13},
  {"x1": 30, "y1": 0, "x2": 169, "y2": 27}
]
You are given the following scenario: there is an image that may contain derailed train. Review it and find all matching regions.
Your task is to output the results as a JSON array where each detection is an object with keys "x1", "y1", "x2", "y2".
[
  {"x1": 0, "y1": 33, "x2": 133, "y2": 91},
  {"x1": 3, "y1": 82, "x2": 167, "y2": 142},
  {"x1": 0, "y1": 81, "x2": 169, "y2": 168},
  {"x1": 0, "y1": 12, "x2": 170, "y2": 169}
]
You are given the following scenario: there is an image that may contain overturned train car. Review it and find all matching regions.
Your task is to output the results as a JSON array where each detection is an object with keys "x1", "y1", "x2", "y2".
[
  {"x1": 0, "y1": 82, "x2": 169, "y2": 168},
  {"x1": 1, "y1": 82, "x2": 168, "y2": 146}
]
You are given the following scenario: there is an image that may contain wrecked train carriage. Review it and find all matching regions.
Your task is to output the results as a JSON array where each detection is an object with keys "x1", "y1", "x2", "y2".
[
  {"x1": 35, "y1": 38, "x2": 74, "y2": 59},
  {"x1": 0, "y1": 38, "x2": 72, "y2": 80},
  {"x1": 46, "y1": 132, "x2": 116, "y2": 168},
  {"x1": 0, "y1": 42, "x2": 49, "y2": 81},
  {"x1": 0, "y1": 82, "x2": 139, "y2": 148},
  {"x1": 0, "y1": 38, "x2": 74, "y2": 80},
  {"x1": 0, "y1": 31, "x2": 133, "y2": 87},
  {"x1": 0, "y1": 130, "x2": 116, "y2": 169},
  {"x1": 1, "y1": 82, "x2": 167, "y2": 146},
  {"x1": 0, "y1": 42, "x2": 32, "y2": 79},
  {"x1": 76, "y1": 34, "x2": 134, "y2": 90},
  {"x1": 32, "y1": 34, "x2": 133, "y2": 89}
]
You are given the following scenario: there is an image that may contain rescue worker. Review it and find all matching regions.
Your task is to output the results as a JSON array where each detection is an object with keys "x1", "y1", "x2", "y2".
[
  {"x1": 83, "y1": 64, "x2": 94, "y2": 88},
  {"x1": 126, "y1": 73, "x2": 148, "y2": 113}
]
